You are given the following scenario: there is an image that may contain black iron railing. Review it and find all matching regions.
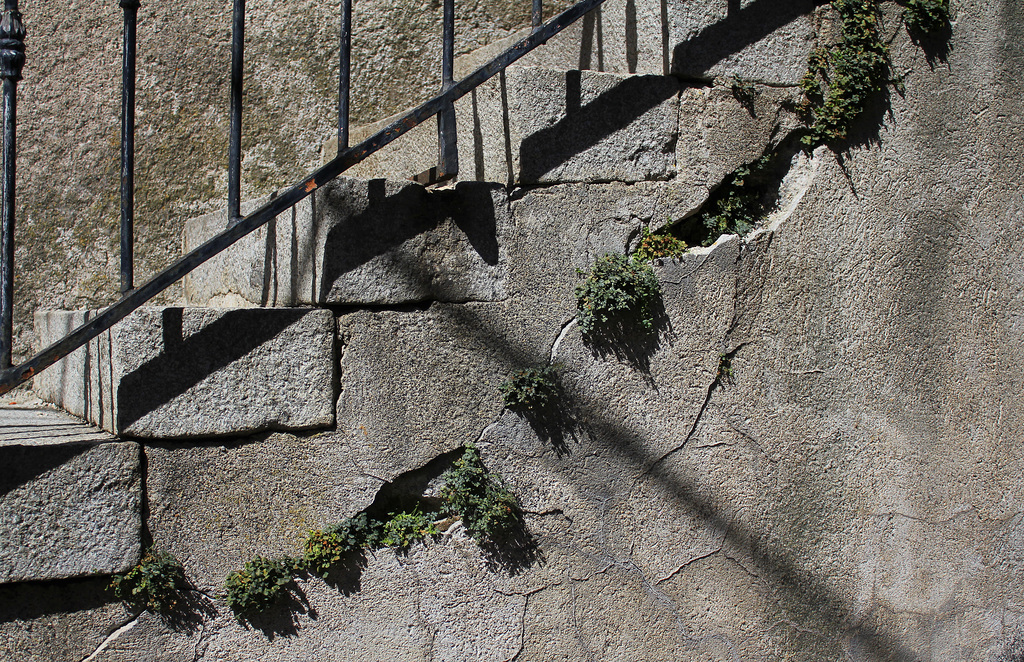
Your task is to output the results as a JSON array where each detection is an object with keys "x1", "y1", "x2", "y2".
[{"x1": 0, "y1": 0, "x2": 608, "y2": 394}]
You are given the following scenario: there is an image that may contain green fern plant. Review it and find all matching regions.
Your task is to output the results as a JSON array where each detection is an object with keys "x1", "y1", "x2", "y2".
[
  {"x1": 380, "y1": 508, "x2": 440, "y2": 549},
  {"x1": 903, "y1": 0, "x2": 949, "y2": 33},
  {"x1": 303, "y1": 513, "x2": 379, "y2": 579},
  {"x1": 499, "y1": 365, "x2": 559, "y2": 412},
  {"x1": 440, "y1": 443, "x2": 521, "y2": 543},
  {"x1": 574, "y1": 253, "x2": 660, "y2": 336},
  {"x1": 109, "y1": 549, "x2": 186, "y2": 614},
  {"x1": 632, "y1": 227, "x2": 687, "y2": 262},
  {"x1": 224, "y1": 556, "x2": 296, "y2": 617}
]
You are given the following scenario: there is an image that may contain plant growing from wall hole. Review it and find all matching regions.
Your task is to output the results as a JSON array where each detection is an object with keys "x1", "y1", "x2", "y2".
[
  {"x1": 575, "y1": 253, "x2": 660, "y2": 336},
  {"x1": 440, "y1": 443, "x2": 521, "y2": 543},
  {"x1": 109, "y1": 549, "x2": 186, "y2": 614},
  {"x1": 380, "y1": 508, "x2": 440, "y2": 549},
  {"x1": 224, "y1": 556, "x2": 297, "y2": 617},
  {"x1": 799, "y1": 0, "x2": 893, "y2": 146},
  {"x1": 698, "y1": 155, "x2": 773, "y2": 246},
  {"x1": 500, "y1": 365, "x2": 559, "y2": 412},
  {"x1": 303, "y1": 513, "x2": 379, "y2": 579},
  {"x1": 632, "y1": 226, "x2": 687, "y2": 263}
]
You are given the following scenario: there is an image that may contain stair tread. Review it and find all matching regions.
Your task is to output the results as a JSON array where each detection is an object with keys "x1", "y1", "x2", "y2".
[{"x1": 0, "y1": 404, "x2": 114, "y2": 447}]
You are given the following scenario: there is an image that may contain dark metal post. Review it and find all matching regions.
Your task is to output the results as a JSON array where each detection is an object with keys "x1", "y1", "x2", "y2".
[
  {"x1": 0, "y1": 0, "x2": 24, "y2": 369},
  {"x1": 120, "y1": 0, "x2": 139, "y2": 294},
  {"x1": 338, "y1": 0, "x2": 351, "y2": 150},
  {"x1": 228, "y1": 0, "x2": 244, "y2": 222},
  {"x1": 437, "y1": 0, "x2": 458, "y2": 178},
  {"x1": 532, "y1": 0, "x2": 542, "y2": 28}
]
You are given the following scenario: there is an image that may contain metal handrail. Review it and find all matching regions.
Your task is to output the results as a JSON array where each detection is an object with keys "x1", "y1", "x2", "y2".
[{"x1": 0, "y1": 0, "x2": 608, "y2": 394}]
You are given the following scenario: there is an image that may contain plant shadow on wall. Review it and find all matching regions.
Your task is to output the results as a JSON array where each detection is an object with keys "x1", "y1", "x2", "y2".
[
  {"x1": 109, "y1": 549, "x2": 217, "y2": 635},
  {"x1": 220, "y1": 445, "x2": 540, "y2": 634},
  {"x1": 668, "y1": 0, "x2": 952, "y2": 250},
  {"x1": 575, "y1": 252, "x2": 671, "y2": 375},
  {"x1": 500, "y1": 364, "x2": 582, "y2": 454}
]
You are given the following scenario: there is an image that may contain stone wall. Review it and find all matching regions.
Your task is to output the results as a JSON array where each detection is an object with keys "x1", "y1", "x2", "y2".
[{"x1": 4, "y1": 0, "x2": 1024, "y2": 660}]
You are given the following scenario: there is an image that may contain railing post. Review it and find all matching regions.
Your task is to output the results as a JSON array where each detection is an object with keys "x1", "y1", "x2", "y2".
[
  {"x1": 228, "y1": 0, "x2": 244, "y2": 222},
  {"x1": 339, "y1": 0, "x2": 351, "y2": 150},
  {"x1": 532, "y1": 0, "x2": 542, "y2": 28},
  {"x1": 0, "y1": 0, "x2": 24, "y2": 369},
  {"x1": 437, "y1": 0, "x2": 458, "y2": 178},
  {"x1": 120, "y1": 0, "x2": 140, "y2": 294}
]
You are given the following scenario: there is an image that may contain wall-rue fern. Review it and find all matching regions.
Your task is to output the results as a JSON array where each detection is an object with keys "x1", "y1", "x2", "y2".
[
  {"x1": 224, "y1": 556, "x2": 298, "y2": 618},
  {"x1": 440, "y1": 443, "x2": 522, "y2": 544},
  {"x1": 500, "y1": 365, "x2": 559, "y2": 412},
  {"x1": 225, "y1": 444, "x2": 522, "y2": 617},
  {"x1": 903, "y1": 0, "x2": 950, "y2": 34},
  {"x1": 380, "y1": 508, "x2": 440, "y2": 549},
  {"x1": 697, "y1": 155, "x2": 773, "y2": 246},
  {"x1": 575, "y1": 253, "x2": 661, "y2": 336},
  {"x1": 303, "y1": 513, "x2": 379, "y2": 580},
  {"x1": 800, "y1": 0, "x2": 950, "y2": 147},
  {"x1": 109, "y1": 549, "x2": 186, "y2": 614},
  {"x1": 632, "y1": 226, "x2": 687, "y2": 263}
]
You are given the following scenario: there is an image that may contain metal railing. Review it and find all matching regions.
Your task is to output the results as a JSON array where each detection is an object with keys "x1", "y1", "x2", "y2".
[{"x1": 0, "y1": 0, "x2": 607, "y2": 394}]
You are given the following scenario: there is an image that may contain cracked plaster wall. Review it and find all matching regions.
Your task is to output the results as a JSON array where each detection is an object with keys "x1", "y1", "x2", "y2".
[{"x1": 3, "y1": 0, "x2": 1024, "y2": 660}]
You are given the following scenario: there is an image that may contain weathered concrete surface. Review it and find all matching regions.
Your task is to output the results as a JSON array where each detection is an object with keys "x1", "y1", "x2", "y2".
[
  {"x1": 676, "y1": 83, "x2": 804, "y2": 198},
  {"x1": 33, "y1": 307, "x2": 335, "y2": 438},
  {"x1": 184, "y1": 179, "x2": 510, "y2": 308},
  {"x1": 8, "y1": 1, "x2": 1024, "y2": 660},
  {"x1": 0, "y1": 578, "x2": 133, "y2": 661},
  {"x1": 0, "y1": 407, "x2": 139, "y2": 583},
  {"x1": 145, "y1": 433, "x2": 384, "y2": 592}
]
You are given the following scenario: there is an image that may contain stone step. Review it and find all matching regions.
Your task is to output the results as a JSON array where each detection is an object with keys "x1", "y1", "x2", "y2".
[
  {"x1": 184, "y1": 72, "x2": 800, "y2": 309},
  {"x1": 33, "y1": 307, "x2": 336, "y2": 439},
  {"x1": 0, "y1": 405, "x2": 140, "y2": 584},
  {"x1": 322, "y1": 0, "x2": 820, "y2": 183}
]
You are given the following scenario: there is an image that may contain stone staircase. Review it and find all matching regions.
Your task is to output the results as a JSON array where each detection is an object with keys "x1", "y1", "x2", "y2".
[{"x1": 1, "y1": 0, "x2": 829, "y2": 654}]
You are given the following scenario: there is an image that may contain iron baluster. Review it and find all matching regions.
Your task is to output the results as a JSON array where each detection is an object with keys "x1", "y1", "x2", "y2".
[
  {"x1": 228, "y1": 0, "x2": 245, "y2": 222},
  {"x1": 0, "y1": 0, "x2": 23, "y2": 369},
  {"x1": 0, "y1": 0, "x2": 608, "y2": 393},
  {"x1": 532, "y1": 0, "x2": 542, "y2": 28},
  {"x1": 120, "y1": 0, "x2": 140, "y2": 294},
  {"x1": 339, "y1": 0, "x2": 351, "y2": 149},
  {"x1": 437, "y1": 0, "x2": 458, "y2": 179}
]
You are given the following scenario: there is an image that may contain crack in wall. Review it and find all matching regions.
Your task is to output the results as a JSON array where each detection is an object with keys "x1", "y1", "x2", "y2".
[{"x1": 80, "y1": 614, "x2": 141, "y2": 662}]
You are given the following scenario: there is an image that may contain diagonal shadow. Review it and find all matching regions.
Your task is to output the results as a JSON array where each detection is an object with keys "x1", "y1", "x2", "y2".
[
  {"x1": 358, "y1": 248, "x2": 929, "y2": 661},
  {"x1": 512, "y1": 0, "x2": 825, "y2": 184},
  {"x1": 0, "y1": 441, "x2": 92, "y2": 498},
  {"x1": 671, "y1": 0, "x2": 826, "y2": 79},
  {"x1": 116, "y1": 309, "x2": 309, "y2": 433},
  {"x1": 517, "y1": 71, "x2": 679, "y2": 184},
  {"x1": 316, "y1": 180, "x2": 499, "y2": 302}
]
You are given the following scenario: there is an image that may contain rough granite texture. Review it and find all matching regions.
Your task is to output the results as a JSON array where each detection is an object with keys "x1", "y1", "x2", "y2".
[
  {"x1": 0, "y1": 418, "x2": 139, "y2": 583},
  {"x1": 184, "y1": 180, "x2": 511, "y2": 308},
  {"x1": 10, "y1": 0, "x2": 566, "y2": 360},
  {"x1": 33, "y1": 307, "x2": 335, "y2": 438},
  {"x1": 5, "y1": 1, "x2": 1024, "y2": 660},
  {"x1": 337, "y1": 67, "x2": 681, "y2": 186}
]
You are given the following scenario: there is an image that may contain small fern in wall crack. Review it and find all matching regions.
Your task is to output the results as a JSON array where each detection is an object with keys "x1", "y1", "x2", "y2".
[
  {"x1": 798, "y1": 0, "x2": 951, "y2": 148},
  {"x1": 224, "y1": 556, "x2": 298, "y2": 618},
  {"x1": 632, "y1": 226, "x2": 687, "y2": 263},
  {"x1": 440, "y1": 443, "x2": 522, "y2": 543},
  {"x1": 903, "y1": 0, "x2": 950, "y2": 34},
  {"x1": 574, "y1": 253, "x2": 661, "y2": 336},
  {"x1": 109, "y1": 549, "x2": 187, "y2": 615},
  {"x1": 500, "y1": 365, "x2": 559, "y2": 412}
]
